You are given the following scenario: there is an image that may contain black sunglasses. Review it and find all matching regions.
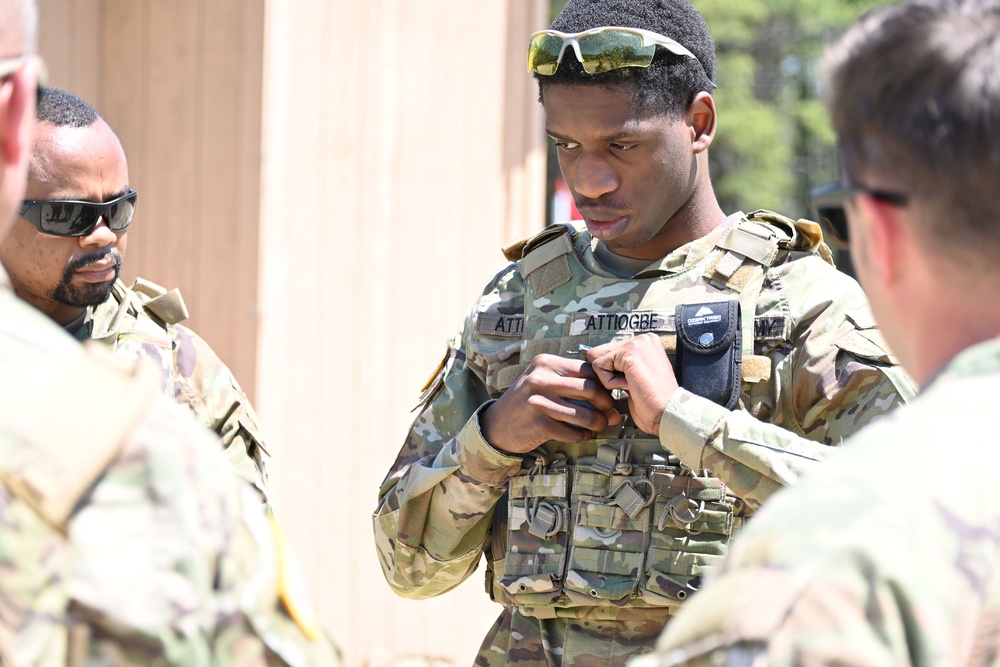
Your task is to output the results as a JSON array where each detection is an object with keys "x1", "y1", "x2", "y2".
[
  {"x1": 19, "y1": 190, "x2": 137, "y2": 238},
  {"x1": 809, "y1": 182, "x2": 908, "y2": 246}
]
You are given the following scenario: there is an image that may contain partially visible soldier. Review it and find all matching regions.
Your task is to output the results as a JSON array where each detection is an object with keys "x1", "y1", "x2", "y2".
[
  {"x1": 641, "y1": 0, "x2": 1000, "y2": 665},
  {"x1": 0, "y1": 86, "x2": 269, "y2": 501},
  {"x1": 0, "y1": 1, "x2": 339, "y2": 664},
  {"x1": 373, "y1": 0, "x2": 915, "y2": 664}
]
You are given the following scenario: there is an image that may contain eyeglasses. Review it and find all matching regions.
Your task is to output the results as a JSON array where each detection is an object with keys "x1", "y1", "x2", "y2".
[
  {"x1": 0, "y1": 55, "x2": 26, "y2": 79},
  {"x1": 0, "y1": 54, "x2": 48, "y2": 87},
  {"x1": 809, "y1": 181, "x2": 908, "y2": 245},
  {"x1": 19, "y1": 190, "x2": 138, "y2": 237},
  {"x1": 528, "y1": 26, "x2": 705, "y2": 78}
]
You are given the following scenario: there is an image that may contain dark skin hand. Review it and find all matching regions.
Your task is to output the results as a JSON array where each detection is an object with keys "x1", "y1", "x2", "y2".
[
  {"x1": 480, "y1": 354, "x2": 622, "y2": 454},
  {"x1": 586, "y1": 333, "x2": 680, "y2": 435}
]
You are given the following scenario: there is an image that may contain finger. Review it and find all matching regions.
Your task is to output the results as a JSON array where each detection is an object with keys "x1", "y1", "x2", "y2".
[
  {"x1": 559, "y1": 376, "x2": 616, "y2": 412},
  {"x1": 594, "y1": 369, "x2": 629, "y2": 391},
  {"x1": 533, "y1": 353, "x2": 598, "y2": 379},
  {"x1": 584, "y1": 339, "x2": 621, "y2": 359},
  {"x1": 587, "y1": 352, "x2": 628, "y2": 389},
  {"x1": 545, "y1": 396, "x2": 612, "y2": 433}
]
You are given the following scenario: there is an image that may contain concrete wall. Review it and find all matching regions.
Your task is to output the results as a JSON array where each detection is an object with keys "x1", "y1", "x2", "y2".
[{"x1": 37, "y1": 1, "x2": 547, "y2": 664}]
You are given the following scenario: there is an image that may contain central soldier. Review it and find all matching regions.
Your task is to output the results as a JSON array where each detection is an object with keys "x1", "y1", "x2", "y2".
[{"x1": 373, "y1": 1, "x2": 915, "y2": 665}]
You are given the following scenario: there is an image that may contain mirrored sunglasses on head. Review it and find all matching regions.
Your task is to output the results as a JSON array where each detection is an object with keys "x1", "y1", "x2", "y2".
[
  {"x1": 527, "y1": 25, "x2": 710, "y2": 81},
  {"x1": 19, "y1": 189, "x2": 138, "y2": 237},
  {"x1": 809, "y1": 181, "x2": 908, "y2": 247}
]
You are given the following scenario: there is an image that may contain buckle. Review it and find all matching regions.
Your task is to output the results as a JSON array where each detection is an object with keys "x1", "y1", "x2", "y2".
[{"x1": 527, "y1": 499, "x2": 563, "y2": 539}]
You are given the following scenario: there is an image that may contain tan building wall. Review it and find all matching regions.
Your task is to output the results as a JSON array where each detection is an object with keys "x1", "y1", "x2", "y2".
[{"x1": 37, "y1": 1, "x2": 548, "y2": 665}]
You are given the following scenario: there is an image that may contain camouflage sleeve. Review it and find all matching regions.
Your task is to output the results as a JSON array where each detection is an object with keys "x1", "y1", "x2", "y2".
[
  {"x1": 169, "y1": 322, "x2": 270, "y2": 501},
  {"x1": 633, "y1": 560, "x2": 910, "y2": 667},
  {"x1": 373, "y1": 276, "x2": 525, "y2": 600},
  {"x1": 647, "y1": 363, "x2": 1000, "y2": 667},
  {"x1": 2, "y1": 396, "x2": 338, "y2": 665},
  {"x1": 659, "y1": 256, "x2": 915, "y2": 509}
]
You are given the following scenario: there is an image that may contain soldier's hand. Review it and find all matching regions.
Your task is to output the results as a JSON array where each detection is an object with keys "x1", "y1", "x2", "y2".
[
  {"x1": 586, "y1": 334, "x2": 678, "y2": 435},
  {"x1": 481, "y1": 353, "x2": 621, "y2": 454}
]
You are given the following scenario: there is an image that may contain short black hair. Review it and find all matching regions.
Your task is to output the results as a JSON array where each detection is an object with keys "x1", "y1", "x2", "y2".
[
  {"x1": 824, "y1": 0, "x2": 1000, "y2": 266},
  {"x1": 535, "y1": 0, "x2": 716, "y2": 115},
  {"x1": 36, "y1": 86, "x2": 99, "y2": 127}
]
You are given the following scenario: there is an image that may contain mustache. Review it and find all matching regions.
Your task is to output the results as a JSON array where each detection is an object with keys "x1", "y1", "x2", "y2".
[
  {"x1": 575, "y1": 197, "x2": 629, "y2": 212},
  {"x1": 67, "y1": 250, "x2": 122, "y2": 273}
]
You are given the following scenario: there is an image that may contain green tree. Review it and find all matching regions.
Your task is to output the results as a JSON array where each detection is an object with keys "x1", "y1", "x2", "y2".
[
  {"x1": 544, "y1": 0, "x2": 892, "y2": 225},
  {"x1": 697, "y1": 0, "x2": 892, "y2": 218}
]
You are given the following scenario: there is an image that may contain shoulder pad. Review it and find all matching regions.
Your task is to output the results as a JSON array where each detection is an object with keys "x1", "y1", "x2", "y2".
[
  {"x1": 131, "y1": 277, "x2": 189, "y2": 325},
  {"x1": 746, "y1": 210, "x2": 833, "y2": 265},
  {"x1": 501, "y1": 222, "x2": 580, "y2": 262},
  {"x1": 2, "y1": 343, "x2": 160, "y2": 529}
]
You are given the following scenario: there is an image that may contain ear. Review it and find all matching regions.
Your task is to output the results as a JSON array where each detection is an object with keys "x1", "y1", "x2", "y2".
[
  {"x1": 855, "y1": 193, "x2": 909, "y2": 289},
  {"x1": 687, "y1": 92, "x2": 716, "y2": 154},
  {"x1": 0, "y1": 58, "x2": 38, "y2": 167}
]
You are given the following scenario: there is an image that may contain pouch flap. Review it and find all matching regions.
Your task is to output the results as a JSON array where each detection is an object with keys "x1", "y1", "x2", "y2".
[{"x1": 675, "y1": 301, "x2": 739, "y2": 355}]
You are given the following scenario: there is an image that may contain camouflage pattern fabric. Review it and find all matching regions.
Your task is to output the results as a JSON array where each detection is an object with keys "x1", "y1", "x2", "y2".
[
  {"x1": 373, "y1": 214, "x2": 915, "y2": 667},
  {"x1": 0, "y1": 268, "x2": 340, "y2": 666},
  {"x1": 67, "y1": 278, "x2": 269, "y2": 501},
  {"x1": 643, "y1": 338, "x2": 1000, "y2": 667}
]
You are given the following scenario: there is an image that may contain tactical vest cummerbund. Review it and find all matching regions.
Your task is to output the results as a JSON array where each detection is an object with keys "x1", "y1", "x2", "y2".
[{"x1": 480, "y1": 219, "x2": 788, "y2": 617}]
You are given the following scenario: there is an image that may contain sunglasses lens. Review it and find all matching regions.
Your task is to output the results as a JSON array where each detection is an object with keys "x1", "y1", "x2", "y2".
[
  {"x1": 40, "y1": 202, "x2": 100, "y2": 236},
  {"x1": 817, "y1": 206, "x2": 850, "y2": 245},
  {"x1": 577, "y1": 31, "x2": 655, "y2": 74},
  {"x1": 107, "y1": 193, "x2": 137, "y2": 231},
  {"x1": 528, "y1": 33, "x2": 563, "y2": 75},
  {"x1": 810, "y1": 183, "x2": 853, "y2": 246}
]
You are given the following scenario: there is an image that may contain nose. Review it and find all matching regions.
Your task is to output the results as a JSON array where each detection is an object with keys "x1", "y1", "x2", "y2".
[
  {"x1": 570, "y1": 151, "x2": 619, "y2": 201},
  {"x1": 79, "y1": 215, "x2": 118, "y2": 247}
]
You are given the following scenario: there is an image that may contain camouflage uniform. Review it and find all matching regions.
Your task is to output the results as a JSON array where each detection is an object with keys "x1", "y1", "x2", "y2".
[
  {"x1": 0, "y1": 266, "x2": 340, "y2": 666},
  {"x1": 66, "y1": 277, "x2": 269, "y2": 500},
  {"x1": 373, "y1": 213, "x2": 915, "y2": 666},
  {"x1": 644, "y1": 338, "x2": 1000, "y2": 667}
]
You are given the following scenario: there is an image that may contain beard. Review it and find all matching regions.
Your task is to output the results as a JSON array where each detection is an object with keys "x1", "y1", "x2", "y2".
[{"x1": 50, "y1": 250, "x2": 122, "y2": 308}]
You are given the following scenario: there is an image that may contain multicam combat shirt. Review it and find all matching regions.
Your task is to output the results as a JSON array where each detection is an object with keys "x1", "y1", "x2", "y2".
[
  {"x1": 648, "y1": 338, "x2": 1000, "y2": 667},
  {"x1": 67, "y1": 278, "x2": 269, "y2": 501},
  {"x1": 0, "y1": 267, "x2": 339, "y2": 666}
]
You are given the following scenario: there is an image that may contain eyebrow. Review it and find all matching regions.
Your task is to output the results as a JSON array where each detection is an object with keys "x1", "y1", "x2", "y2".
[
  {"x1": 546, "y1": 129, "x2": 644, "y2": 142},
  {"x1": 108, "y1": 186, "x2": 131, "y2": 200}
]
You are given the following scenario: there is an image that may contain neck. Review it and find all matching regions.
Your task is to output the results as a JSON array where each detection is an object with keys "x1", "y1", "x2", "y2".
[
  {"x1": 676, "y1": 187, "x2": 727, "y2": 243},
  {"x1": 903, "y1": 284, "x2": 1000, "y2": 386},
  {"x1": 632, "y1": 181, "x2": 726, "y2": 262},
  {"x1": 10, "y1": 284, "x2": 87, "y2": 327}
]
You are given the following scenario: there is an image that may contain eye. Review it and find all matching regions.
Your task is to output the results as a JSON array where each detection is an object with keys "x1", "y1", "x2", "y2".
[
  {"x1": 553, "y1": 140, "x2": 580, "y2": 150},
  {"x1": 611, "y1": 142, "x2": 637, "y2": 151}
]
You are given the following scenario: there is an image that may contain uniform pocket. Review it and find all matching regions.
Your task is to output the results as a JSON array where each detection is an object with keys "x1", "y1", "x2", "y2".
[
  {"x1": 640, "y1": 470, "x2": 734, "y2": 605},
  {"x1": 564, "y1": 471, "x2": 653, "y2": 602},
  {"x1": 498, "y1": 472, "x2": 569, "y2": 605}
]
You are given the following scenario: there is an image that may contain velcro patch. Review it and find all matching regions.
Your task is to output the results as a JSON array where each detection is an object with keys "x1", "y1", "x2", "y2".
[
  {"x1": 566, "y1": 310, "x2": 673, "y2": 336},
  {"x1": 753, "y1": 315, "x2": 788, "y2": 341},
  {"x1": 476, "y1": 313, "x2": 524, "y2": 337}
]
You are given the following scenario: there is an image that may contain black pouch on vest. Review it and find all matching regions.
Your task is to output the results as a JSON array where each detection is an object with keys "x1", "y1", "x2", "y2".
[{"x1": 674, "y1": 300, "x2": 742, "y2": 409}]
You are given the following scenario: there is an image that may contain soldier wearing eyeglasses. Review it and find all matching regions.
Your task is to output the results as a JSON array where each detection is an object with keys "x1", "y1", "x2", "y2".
[
  {"x1": 635, "y1": 1, "x2": 1000, "y2": 665},
  {"x1": 0, "y1": 86, "x2": 270, "y2": 504},
  {"x1": 373, "y1": 1, "x2": 917, "y2": 665},
  {"x1": 0, "y1": 1, "x2": 340, "y2": 665}
]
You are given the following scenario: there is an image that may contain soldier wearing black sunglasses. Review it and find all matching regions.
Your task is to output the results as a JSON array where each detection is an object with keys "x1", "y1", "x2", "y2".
[
  {"x1": 0, "y1": 86, "x2": 271, "y2": 505},
  {"x1": 652, "y1": 1, "x2": 1000, "y2": 665}
]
